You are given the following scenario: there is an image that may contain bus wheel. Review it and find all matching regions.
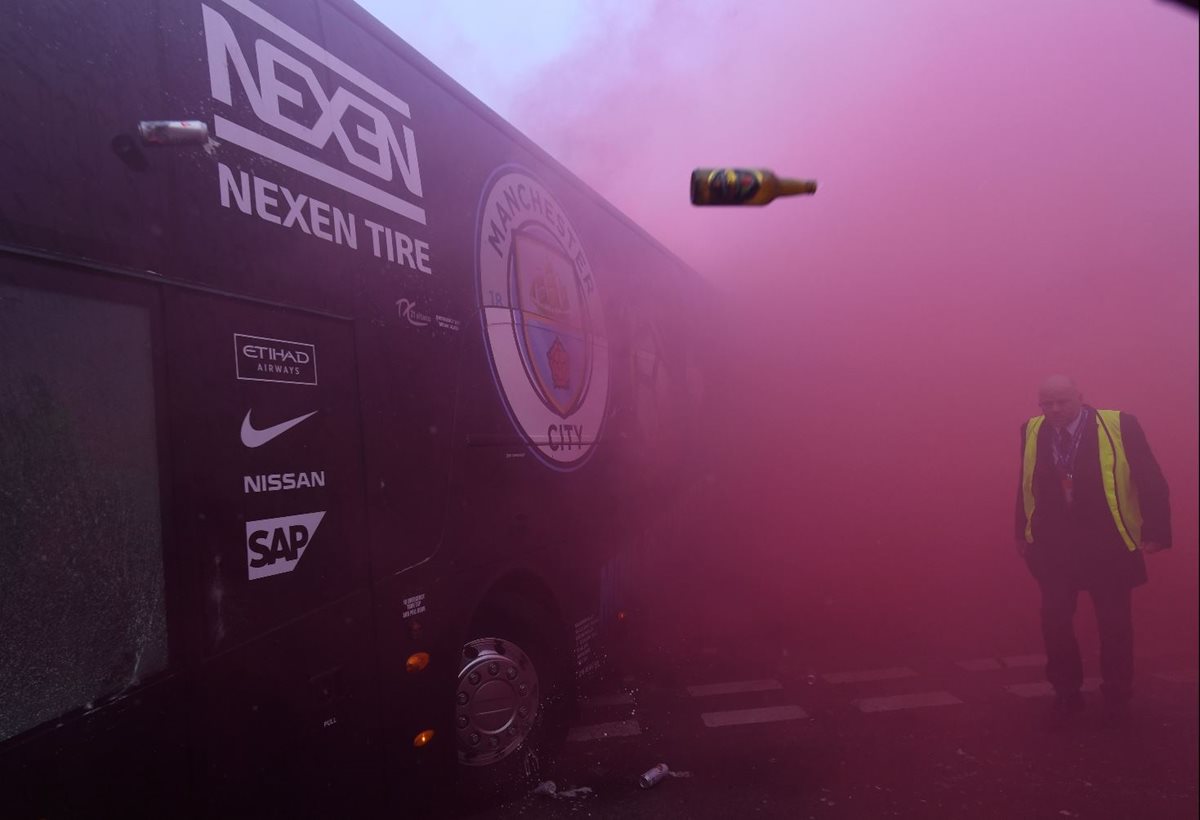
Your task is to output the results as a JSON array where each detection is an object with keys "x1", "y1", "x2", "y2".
[{"x1": 455, "y1": 613, "x2": 570, "y2": 801}]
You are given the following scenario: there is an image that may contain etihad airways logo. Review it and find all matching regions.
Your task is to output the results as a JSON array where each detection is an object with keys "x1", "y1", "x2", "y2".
[
  {"x1": 234, "y1": 334, "x2": 317, "y2": 385},
  {"x1": 202, "y1": 0, "x2": 425, "y2": 225}
]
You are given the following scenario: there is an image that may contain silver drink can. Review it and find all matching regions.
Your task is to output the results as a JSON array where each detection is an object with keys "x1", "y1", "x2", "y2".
[{"x1": 639, "y1": 763, "x2": 669, "y2": 789}]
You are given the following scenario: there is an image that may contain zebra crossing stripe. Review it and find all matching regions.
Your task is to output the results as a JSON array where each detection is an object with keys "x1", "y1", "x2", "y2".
[
  {"x1": 822, "y1": 667, "x2": 917, "y2": 684},
  {"x1": 855, "y1": 691, "x2": 963, "y2": 712},
  {"x1": 686, "y1": 679, "x2": 783, "y2": 697},
  {"x1": 1005, "y1": 679, "x2": 1100, "y2": 698},
  {"x1": 701, "y1": 705, "x2": 809, "y2": 728}
]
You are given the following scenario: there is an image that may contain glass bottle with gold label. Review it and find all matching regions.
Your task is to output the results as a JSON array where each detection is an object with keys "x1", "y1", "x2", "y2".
[{"x1": 690, "y1": 168, "x2": 817, "y2": 206}]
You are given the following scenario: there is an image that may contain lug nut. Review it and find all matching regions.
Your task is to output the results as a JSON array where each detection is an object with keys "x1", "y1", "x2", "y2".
[
  {"x1": 457, "y1": 716, "x2": 469, "y2": 729},
  {"x1": 469, "y1": 733, "x2": 480, "y2": 746},
  {"x1": 506, "y1": 668, "x2": 518, "y2": 680},
  {"x1": 488, "y1": 662, "x2": 499, "y2": 676},
  {"x1": 517, "y1": 683, "x2": 528, "y2": 696},
  {"x1": 468, "y1": 672, "x2": 480, "y2": 685},
  {"x1": 457, "y1": 692, "x2": 469, "y2": 705}
]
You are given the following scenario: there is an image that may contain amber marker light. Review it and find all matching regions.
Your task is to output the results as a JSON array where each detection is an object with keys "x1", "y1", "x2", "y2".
[
  {"x1": 413, "y1": 729, "x2": 435, "y2": 748},
  {"x1": 406, "y1": 652, "x2": 430, "y2": 673}
]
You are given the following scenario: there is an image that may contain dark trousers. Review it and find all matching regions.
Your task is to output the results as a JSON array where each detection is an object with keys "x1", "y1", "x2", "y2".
[{"x1": 1039, "y1": 582, "x2": 1134, "y2": 703}]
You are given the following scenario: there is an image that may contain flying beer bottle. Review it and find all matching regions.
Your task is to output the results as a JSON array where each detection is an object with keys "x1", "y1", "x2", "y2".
[{"x1": 690, "y1": 168, "x2": 817, "y2": 206}]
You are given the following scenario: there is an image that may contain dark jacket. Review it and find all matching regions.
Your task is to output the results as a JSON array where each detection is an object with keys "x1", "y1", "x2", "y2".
[{"x1": 1014, "y1": 408, "x2": 1171, "y2": 589}]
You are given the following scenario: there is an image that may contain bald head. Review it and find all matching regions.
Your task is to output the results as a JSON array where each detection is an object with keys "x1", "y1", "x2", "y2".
[
  {"x1": 1040, "y1": 374, "x2": 1077, "y2": 393},
  {"x1": 1038, "y1": 375, "x2": 1083, "y2": 428}
]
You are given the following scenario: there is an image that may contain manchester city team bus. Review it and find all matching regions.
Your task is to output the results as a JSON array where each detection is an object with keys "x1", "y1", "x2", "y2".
[{"x1": 0, "y1": 1, "x2": 717, "y2": 816}]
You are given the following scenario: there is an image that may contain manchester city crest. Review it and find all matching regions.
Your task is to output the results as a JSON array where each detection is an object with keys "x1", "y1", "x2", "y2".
[{"x1": 476, "y1": 168, "x2": 608, "y2": 468}]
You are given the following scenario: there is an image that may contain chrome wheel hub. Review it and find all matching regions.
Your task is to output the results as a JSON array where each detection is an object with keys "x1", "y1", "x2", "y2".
[{"x1": 456, "y1": 637, "x2": 540, "y2": 766}]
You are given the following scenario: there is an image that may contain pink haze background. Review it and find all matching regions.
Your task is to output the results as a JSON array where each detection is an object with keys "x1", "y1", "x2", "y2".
[
  {"x1": 413, "y1": 1, "x2": 1200, "y2": 660},
  {"x1": 506, "y1": 0, "x2": 1199, "y2": 660}
]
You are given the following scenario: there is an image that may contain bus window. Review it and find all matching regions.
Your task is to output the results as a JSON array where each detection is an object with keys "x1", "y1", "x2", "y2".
[{"x1": 0, "y1": 282, "x2": 168, "y2": 743}]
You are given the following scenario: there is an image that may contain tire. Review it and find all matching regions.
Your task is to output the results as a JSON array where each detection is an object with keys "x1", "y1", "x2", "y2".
[{"x1": 454, "y1": 600, "x2": 572, "y2": 806}]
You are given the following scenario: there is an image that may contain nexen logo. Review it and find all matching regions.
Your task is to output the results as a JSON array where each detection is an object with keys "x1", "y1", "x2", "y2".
[
  {"x1": 246, "y1": 511, "x2": 325, "y2": 580},
  {"x1": 202, "y1": 0, "x2": 425, "y2": 225}
]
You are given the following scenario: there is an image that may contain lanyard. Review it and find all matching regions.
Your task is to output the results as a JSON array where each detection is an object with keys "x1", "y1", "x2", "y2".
[
  {"x1": 1052, "y1": 409, "x2": 1088, "y2": 477},
  {"x1": 1052, "y1": 408, "x2": 1088, "y2": 503}
]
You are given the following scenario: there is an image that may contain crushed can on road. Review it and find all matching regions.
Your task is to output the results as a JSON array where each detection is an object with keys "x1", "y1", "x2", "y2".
[{"x1": 639, "y1": 763, "x2": 670, "y2": 789}]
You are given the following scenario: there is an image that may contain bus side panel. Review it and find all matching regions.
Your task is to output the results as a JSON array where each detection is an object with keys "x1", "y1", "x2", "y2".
[
  {"x1": 154, "y1": 0, "x2": 467, "y2": 798},
  {"x1": 155, "y1": 0, "x2": 465, "y2": 572},
  {"x1": 162, "y1": 287, "x2": 378, "y2": 813},
  {"x1": 0, "y1": 1, "x2": 167, "y2": 271},
  {"x1": 155, "y1": 0, "x2": 359, "y2": 313},
  {"x1": 314, "y1": 0, "x2": 472, "y2": 578}
]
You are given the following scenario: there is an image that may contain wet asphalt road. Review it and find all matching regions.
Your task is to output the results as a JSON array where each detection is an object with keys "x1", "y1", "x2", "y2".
[{"x1": 459, "y1": 639, "x2": 1199, "y2": 820}]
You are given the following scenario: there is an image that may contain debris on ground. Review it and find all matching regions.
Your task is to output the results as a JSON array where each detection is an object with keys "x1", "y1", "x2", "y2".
[
  {"x1": 531, "y1": 780, "x2": 595, "y2": 799},
  {"x1": 640, "y1": 763, "x2": 670, "y2": 788}
]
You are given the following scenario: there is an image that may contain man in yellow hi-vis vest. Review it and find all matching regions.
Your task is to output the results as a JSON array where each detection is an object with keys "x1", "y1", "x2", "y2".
[{"x1": 1014, "y1": 375, "x2": 1171, "y2": 728}]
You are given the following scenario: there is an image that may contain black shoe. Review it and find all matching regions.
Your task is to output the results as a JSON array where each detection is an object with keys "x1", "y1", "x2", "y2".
[{"x1": 1043, "y1": 691, "x2": 1085, "y2": 731}]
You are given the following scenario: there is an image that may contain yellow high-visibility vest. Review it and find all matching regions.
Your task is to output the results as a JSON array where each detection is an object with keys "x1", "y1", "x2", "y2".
[{"x1": 1021, "y1": 409, "x2": 1143, "y2": 550}]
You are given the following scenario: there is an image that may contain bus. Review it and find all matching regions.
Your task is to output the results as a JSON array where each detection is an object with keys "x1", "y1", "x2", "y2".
[{"x1": 0, "y1": 0, "x2": 716, "y2": 816}]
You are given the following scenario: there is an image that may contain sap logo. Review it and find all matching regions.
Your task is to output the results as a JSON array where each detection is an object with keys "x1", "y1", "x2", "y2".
[
  {"x1": 245, "y1": 511, "x2": 325, "y2": 580},
  {"x1": 202, "y1": 0, "x2": 425, "y2": 225}
]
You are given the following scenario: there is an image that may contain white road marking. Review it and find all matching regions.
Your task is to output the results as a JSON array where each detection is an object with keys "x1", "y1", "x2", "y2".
[
  {"x1": 567, "y1": 719, "x2": 642, "y2": 742},
  {"x1": 583, "y1": 691, "x2": 635, "y2": 708},
  {"x1": 1153, "y1": 670, "x2": 1199, "y2": 684},
  {"x1": 823, "y1": 667, "x2": 918, "y2": 684},
  {"x1": 1004, "y1": 679, "x2": 1101, "y2": 698},
  {"x1": 686, "y1": 679, "x2": 783, "y2": 697},
  {"x1": 701, "y1": 705, "x2": 809, "y2": 728},
  {"x1": 957, "y1": 658, "x2": 1003, "y2": 672},
  {"x1": 1001, "y1": 654, "x2": 1047, "y2": 668},
  {"x1": 855, "y1": 691, "x2": 963, "y2": 713}
]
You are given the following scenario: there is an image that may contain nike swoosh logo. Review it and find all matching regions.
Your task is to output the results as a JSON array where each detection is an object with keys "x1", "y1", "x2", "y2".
[{"x1": 240, "y1": 410, "x2": 318, "y2": 449}]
